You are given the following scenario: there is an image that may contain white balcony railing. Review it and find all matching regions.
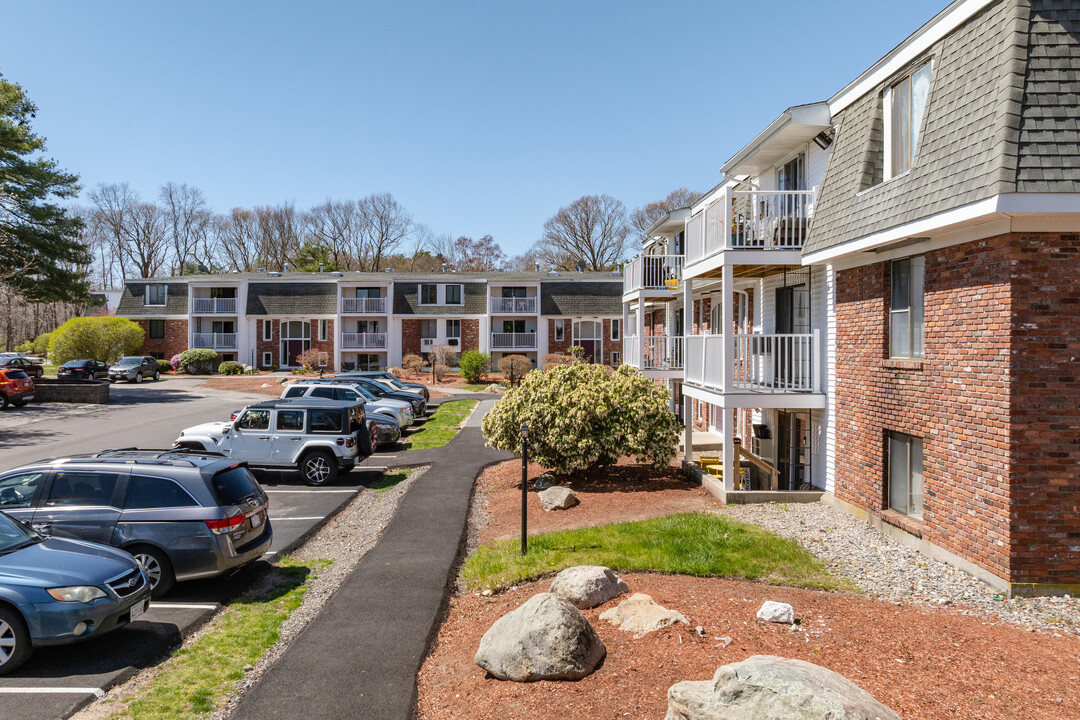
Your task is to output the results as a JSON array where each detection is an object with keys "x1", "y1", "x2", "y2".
[
  {"x1": 687, "y1": 188, "x2": 816, "y2": 265},
  {"x1": 341, "y1": 296, "x2": 387, "y2": 314},
  {"x1": 192, "y1": 297, "x2": 237, "y2": 314},
  {"x1": 341, "y1": 332, "x2": 387, "y2": 349},
  {"x1": 685, "y1": 331, "x2": 820, "y2": 394},
  {"x1": 489, "y1": 297, "x2": 537, "y2": 314},
  {"x1": 623, "y1": 255, "x2": 683, "y2": 294},
  {"x1": 191, "y1": 332, "x2": 237, "y2": 349},
  {"x1": 625, "y1": 335, "x2": 683, "y2": 371},
  {"x1": 491, "y1": 332, "x2": 537, "y2": 349}
]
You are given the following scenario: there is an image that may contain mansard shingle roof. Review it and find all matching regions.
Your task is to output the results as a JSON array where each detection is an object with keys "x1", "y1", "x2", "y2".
[{"x1": 246, "y1": 283, "x2": 338, "y2": 315}]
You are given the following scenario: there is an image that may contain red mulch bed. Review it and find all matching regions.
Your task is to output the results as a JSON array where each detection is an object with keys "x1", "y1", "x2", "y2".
[
  {"x1": 198, "y1": 378, "x2": 284, "y2": 396},
  {"x1": 419, "y1": 574, "x2": 1080, "y2": 720},
  {"x1": 476, "y1": 458, "x2": 717, "y2": 545}
]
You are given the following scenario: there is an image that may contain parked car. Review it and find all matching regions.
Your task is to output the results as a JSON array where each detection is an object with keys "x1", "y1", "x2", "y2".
[
  {"x1": 0, "y1": 352, "x2": 45, "y2": 366},
  {"x1": 57, "y1": 359, "x2": 109, "y2": 381},
  {"x1": 337, "y1": 371, "x2": 430, "y2": 402},
  {"x1": 174, "y1": 398, "x2": 378, "y2": 486},
  {"x1": 0, "y1": 511, "x2": 152, "y2": 675},
  {"x1": 108, "y1": 356, "x2": 161, "y2": 383},
  {"x1": 0, "y1": 356, "x2": 43, "y2": 379},
  {"x1": 282, "y1": 380, "x2": 414, "y2": 428},
  {"x1": 0, "y1": 369, "x2": 34, "y2": 410},
  {"x1": 0, "y1": 450, "x2": 273, "y2": 597},
  {"x1": 330, "y1": 376, "x2": 426, "y2": 416}
]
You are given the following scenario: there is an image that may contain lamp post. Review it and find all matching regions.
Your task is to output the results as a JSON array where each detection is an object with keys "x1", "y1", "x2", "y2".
[{"x1": 520, "y1": 422, "x2": 529, "y2": 556}]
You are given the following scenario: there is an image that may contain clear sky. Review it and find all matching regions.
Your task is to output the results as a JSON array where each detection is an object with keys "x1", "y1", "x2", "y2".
[{"x1": 2, "y1": 0, "x2": 948, "y2": 256}]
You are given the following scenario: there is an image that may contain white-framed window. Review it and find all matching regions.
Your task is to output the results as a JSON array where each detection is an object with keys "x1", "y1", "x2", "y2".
[
  {"x1": 319, "y1": 319, "x2": 328, "y2": 342},
  {"x1": 611, "y1": 351, "x2": 622, "y2": 366},
  {"x1": 263, "y1": 320, "x2": 272, "y2": 341},
  {"x1": 420, "y1": 319, "x2": 437, "y2": 339},
  {"x1": 419, "y1": 284, "x2": 438, "y2": 305},
  {"x1": 890, "y1": 256, "x2": 925, "y2": 358},
  {"x1": 554, "y1": 319, "x2": 565, "y2": 342},
  {"x1": 446, "y1": 319, "x2": 461, "y2": 338},
  {"x1": 889, "y1": 432, "x2": 924, "y2": 520},
  {"x1": 610, "y1": 319, "x2": 621, "y2": 341},
  {"x1": 445, "y1": 284, "x2": 463, "y2": 305},
  {"x1": 884, "y1": 61, "x2": 932, "y2": 179},
  {"x1": 145, "y1": 284, "x2": 167, "y2": 306},
  {"x1": 149, "y1": 319, "x2": 165, "y2": 339},
  {"x1": 262, "y1": 351, "x2": 273, "y2": 367}
]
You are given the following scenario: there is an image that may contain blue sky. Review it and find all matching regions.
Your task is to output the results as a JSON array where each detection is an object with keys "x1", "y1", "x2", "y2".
[{"x1": 2, "y1": 0, "x2": 947, "y2": 256}]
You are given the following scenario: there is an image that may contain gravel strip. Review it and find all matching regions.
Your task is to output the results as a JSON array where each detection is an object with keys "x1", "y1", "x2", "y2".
[
  {"x1": 70, "y1": 466, "x2": 425, "y2": 720},
  {"x1": 716, "y1": 501, "x2": 1080, "y2": 635}
]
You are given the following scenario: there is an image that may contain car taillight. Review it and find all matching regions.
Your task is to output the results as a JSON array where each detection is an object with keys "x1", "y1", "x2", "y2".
[
  {"x1": 205, "y1": 514, "x2": 245, "y2": 534},
  {"x1": 345, "y1": 436, "x2": 356, "y2": 447}
]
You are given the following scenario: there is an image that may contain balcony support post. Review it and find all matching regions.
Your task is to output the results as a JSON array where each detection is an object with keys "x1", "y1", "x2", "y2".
[
  {"x1": 635, "y1": 296, "x2": 645, "y2": 348},
  {"x1": 683, "y1": 393, "x2": 694, "y2": 468},
  {"x1": 722, "y1": 407, "x2": 735, "y2": 493},
  {"x1": 721, "y1": 263, "x2": 734, "y2": 394}
]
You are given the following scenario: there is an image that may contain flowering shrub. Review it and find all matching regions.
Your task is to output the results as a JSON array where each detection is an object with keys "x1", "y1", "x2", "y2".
[
  {"x1": 542, "y1": 353, "x2": 577, "y2": 369},
  {"x1": 170, "y1": 353, "x2": 182, "y2": 371},
  {"x1": 567, "y1": 345, "x2": 585, "y2": 360},
  {"x1": 177, "y1": 348, "x2": 218, "y2": 374},
  {"x1": 481, "y1": 363, "x2": 680, "y2": 474},
  {"x1": 218, "y1": 361, "x2": 244, "y2": 375},
  {"x1": 295, "y1": 348, "x2": 324, "y2": 371}
]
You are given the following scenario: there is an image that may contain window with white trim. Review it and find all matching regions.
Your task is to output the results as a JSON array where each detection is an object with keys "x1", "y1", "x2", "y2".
[
  {"x1": 888, "y1": 432, "x2": 924, "y2": 520},
  {"x1": 319, "y1": 319, "x2": 328, "y2": 342},
  {"x1": 263, "y1": 321, "x2": 272, "y2": 341},
  {"x1": 262, "y1": 351, "x2": 273, "y2": 367},
  {"x1": 610, "y1": 319, "x2": 621, "y2": 341},
  {"x1": 445, "y1": 284, "x2": 463, "y2": 305},
  {"x1": 446, "y1": 319, "x2": 461, "y2": 338},
  {"x1": 145, "y1": 284, "x2": 167, "y2": 306},
  {"x1": 554, "y1": 319, "x2": 565, "y2": 342},
  {"x1": 610, "y1": 351, "x2": 622, "y2": 366},
  {"x1": 884, "y1": 62, "x2": 932, "y2": 179},
  {"x1": 890, "y1": 256, "x2": 924, "y2": 358},
  {"x1": 419, "y1": 284, "x2": 438, "y2": 305}
]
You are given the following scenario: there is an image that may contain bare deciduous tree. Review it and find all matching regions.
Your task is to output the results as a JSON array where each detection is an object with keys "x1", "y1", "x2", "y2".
[
  {"x1": 255, "y1": 202, "x2": 300, "y2": 271},
  {"x1": 218, "y1": 208, "x2": 262, "y2": 272},
  {"x1": 160, "y1": 182, "x2": 211, "y2": 274},
  {"x1": 631, "y1": 187, "x2": 704, "y2": 244},
  {"x1": 88, "y1": 183, "x2": 170, "y2": 279},
  {"x1": 448, "y1": 235, "x2": 505, "y2": 271},
  {"x1": 359, "y1": 193, "x2": 412, "y2": 271},
  {"x1": 535, "y1": 194, "x2": 630, "y2": 271},
  {"x1": 305, "y1": 199, "x2": 361, "y2": 270}
]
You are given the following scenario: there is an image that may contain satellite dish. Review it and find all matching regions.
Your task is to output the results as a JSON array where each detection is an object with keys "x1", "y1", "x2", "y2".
[
  {"x1": 197, "y1": 264, "x2": 210, "y2": 273},
  {"x1": 575, "y1": 260, "x2": 586, "y2": 272}
]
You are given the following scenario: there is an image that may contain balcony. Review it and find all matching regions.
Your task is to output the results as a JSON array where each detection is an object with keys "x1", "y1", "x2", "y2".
[
  {"x1": 191, "y1": 332, "x2": 237, "y2": 350},
  {"x1": 686, "y1": 188, "x2": 815, "y2": 267},
  {"x1": 489, "y1": 297, "x2": 537, "y2": 314},
  {"x1": 623, "y1": 255, "x2": 684, "y2": 294},
  {"x1": 685, "y1": 332, "x2": 820, "y2": 395},
  {"x1": 342, "y1": 297, "x2": 387, "y2": 314},
  {"x1": 491, "y1": 332, "x2": 537, "y2": 350},
  {"x1": 624, "y1": 335, "x2": 683, "y2": 371},
  {"x1": 192, "y1": 297, "x2": 237, "y2": 314},
  {"x1": 342, "y1": 332, "x2": 387, "y2": 349}
]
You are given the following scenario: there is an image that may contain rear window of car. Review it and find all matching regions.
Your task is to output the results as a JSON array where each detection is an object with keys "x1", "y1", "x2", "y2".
[
  {"x1": 283, "y1": 386, "x2": 306, "y2": 398},
  {"x1": 5, "y1": 370, "x2": 28, "y2": 380},
  {"x1": 308, "y1": 409, "x2": 344, "y2": 433},
  {"x1": 210, "y1": 467, "x2": 259, "y2": 505},
  {"x1": 126, "y1": 475, "x2": 199, "y2": 509}
]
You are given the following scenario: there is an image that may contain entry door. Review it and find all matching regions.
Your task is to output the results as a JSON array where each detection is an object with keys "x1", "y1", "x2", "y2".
[
  {"x1": 32, "y1": 469, "x2": 127, "y2": 544},
  {"x1": 774, "y1": 284, "x2": 809, "y2": 387},
  {"x1": 776, "y1": 411, "x2": 810, "y2": 491}
]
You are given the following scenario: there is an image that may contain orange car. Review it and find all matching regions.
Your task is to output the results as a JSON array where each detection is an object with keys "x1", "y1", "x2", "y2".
[{"x1": 0, "y1": 367, "x2": 35, "y2": 409}]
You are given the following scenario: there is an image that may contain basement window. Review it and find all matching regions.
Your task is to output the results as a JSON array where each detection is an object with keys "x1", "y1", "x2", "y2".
[{"x1": 888, "y1": 432, "x2": 924, "y2": 520}]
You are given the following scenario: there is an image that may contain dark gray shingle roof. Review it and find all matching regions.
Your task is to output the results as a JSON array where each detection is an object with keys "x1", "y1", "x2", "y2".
[
  {"x1": 540, "y1": 281, "x2": 623, "y2": 316},
  {"x1": 247, "y1": 283, "x2": 338, "y2": 315},
  {"x1": 392, "y1": 281, "x2": 488, "y2": 315},
  {"x1": 117, "y1": 282, "x2": 188, "y2": 316}
]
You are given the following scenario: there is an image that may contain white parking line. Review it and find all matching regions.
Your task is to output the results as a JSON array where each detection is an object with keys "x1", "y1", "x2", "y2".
[
  {"x1": 358, "y1": 465, "x2": 389, "y2": 471},
  {"x1": 264, "y1": 489, "x2": 358, "y2": 494},
  {"x1": 149, "y1": 603, "x2": 219, "y2": 610},
  {"x1": 0, "y1": 687, "x2": 104, "y2": 697},
  {"x1": 269, "y1": 516, "x2": 325, "y2": 521}
]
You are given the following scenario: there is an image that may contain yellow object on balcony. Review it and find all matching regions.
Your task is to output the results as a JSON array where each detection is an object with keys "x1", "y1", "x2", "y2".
[{"x1": 664, "y1": 278, "x2": 679, "y2": 290}]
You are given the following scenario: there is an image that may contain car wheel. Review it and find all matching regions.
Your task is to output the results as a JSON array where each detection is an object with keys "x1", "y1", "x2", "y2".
[
  {"x1": 300, "y1": 450, "x2": 338, "y2": 486},
  {"x1": 0, "y1": 394, "x2": 8, "y2": 411},
  {"x1": 135, "y1": 373, "x2": 143, "y2": 384},
  {"x1": 154, "y1": 371, "x2": 160, "y2": 381},
  {"x1": 129, "y1": 545, "x2": 175, "y2": 598},
  {"x1": 0, "y1": 606, "x2": 32, "y2": 676}
]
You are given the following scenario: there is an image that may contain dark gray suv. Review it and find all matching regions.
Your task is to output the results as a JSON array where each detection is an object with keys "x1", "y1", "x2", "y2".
[
  {"x1": 0, "y1": 450, "x2": 273, "y2": 597},
  {"x1": 109, "y1": 356, "x2": 161, "y2": 383}
]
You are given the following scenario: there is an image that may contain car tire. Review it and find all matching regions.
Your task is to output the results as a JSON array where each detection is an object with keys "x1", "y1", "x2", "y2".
[
  {"x1": 135, "y1": 373, "x2": 143, "y2": 384},
  {"x1": 129, "y1": 545, "x2": 175, "y2": 598},
  {"x1": 0, "y1": 606, "x2": 32, "y2": 676},
  {"x1": 0, "y1": 394, "x2": 8, "y2": 411},
  {"x1": 300, "y1": 450, "x2": 338, "y2": 486}
]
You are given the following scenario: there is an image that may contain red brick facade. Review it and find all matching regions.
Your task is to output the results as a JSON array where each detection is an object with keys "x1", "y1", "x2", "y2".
[
  {"x1": 834, "y1": 232, "x2": 1080, "y2": 589},
  {"x1": 401, "y1": 319, "x2": 422, "y2": 357},
  {"x1": 547, "y1": 319, "x2": 570, "y2": 355},
  {"x1": 461, "y1": 318, "x2": 479, "y2": 352},
  {"x1": 136, "y1": 318, "x2": 188, "y2": 360},
  {"x1": 256, "y1": 318, "x2": 335, "y2": 370}
]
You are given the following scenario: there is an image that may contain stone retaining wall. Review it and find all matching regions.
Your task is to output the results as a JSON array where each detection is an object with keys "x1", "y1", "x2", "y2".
[{"x1": 33, "y1": 378, "x2": 110, "y2": 404}]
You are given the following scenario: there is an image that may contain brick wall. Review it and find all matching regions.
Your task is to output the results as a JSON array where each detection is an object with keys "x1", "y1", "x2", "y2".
[
  {"x1": 312, "y1": 318, "x2": 335, "y2": 371},
  {"x1": 603, "y1": 319, "x2": 623, "y2": 366},
  {"x1": 461, "y1": 318, "x2": 479, "y2": 352},
  {"x1": 693, "y1": 298, "x2": 711, "y2": 334},
  {"x1": 401, "y1": 319, "x2": 422, "y2": 357},
  {"x1": 547, "y1": 319, "x2": 570, "y2": 355},
  {"x1": 834, "y1": 234, "x2": 1014, "y2": 583},
  {"x1": 137, "y1": 318, "x2": 188, "y2": 360},
  {"x1": 256, "y1": 319, "x2": 279, "y2": 368},
  {"x1": 645, "y1": 308, "x2": 665, "y2": 337}
]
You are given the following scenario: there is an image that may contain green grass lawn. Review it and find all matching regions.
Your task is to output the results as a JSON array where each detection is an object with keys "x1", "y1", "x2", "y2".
[
  {"x1": 459, "y1": 383, "x2": 489, "y2": 392},
  {"x1": 41, "y1": 363, "x2": 58, "y2": 376},
  {"x1": 462, "y1": 513, "x2": 838, "y2": 591},
  {"x1": 369, "y1": 470, "x2": 410, "y2": 495},
  {"x1": 116, "y1": 558, "x2": 330, "y2": 720},
  {"x1": 399, "y1": 399, "x2": 478, "y2": 451}
]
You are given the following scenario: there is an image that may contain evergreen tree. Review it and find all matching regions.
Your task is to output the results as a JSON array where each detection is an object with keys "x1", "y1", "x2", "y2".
[{"x1": 0, "y1": 72, "x2": 89, "y2": 303}]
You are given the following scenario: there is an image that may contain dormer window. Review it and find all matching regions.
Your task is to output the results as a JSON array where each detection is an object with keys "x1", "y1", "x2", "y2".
[
  {"x1": 884, "y1": 62, "x2": 932, "y2": 179},
  {"x1": 145, "y1": 284, "x2": 167, "y2": 306}
]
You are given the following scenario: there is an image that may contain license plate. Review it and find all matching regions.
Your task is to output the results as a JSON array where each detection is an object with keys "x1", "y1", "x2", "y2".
[
  {"x1": 130, "y1": 599, "x2": 147, "y2": 622},
  {"x1": 250, "y1": 512, "x2": 262, "y2": 528}
]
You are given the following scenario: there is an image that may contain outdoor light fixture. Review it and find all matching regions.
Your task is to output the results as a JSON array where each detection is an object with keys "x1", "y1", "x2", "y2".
[
  {"x1": 813, "y1": 129, "x2": 834, "y2": 150},
  {"x1": 520, "y1": 422, "x2": 529, "y2": 555}
]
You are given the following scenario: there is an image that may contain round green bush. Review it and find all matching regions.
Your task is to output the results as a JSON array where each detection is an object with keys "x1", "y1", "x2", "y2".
[
  {"x1": 218, "y1": 360, "x2": 244, "y2": 375},
  {"x1": 48, "y1": 317, "x2": 144, "y2": 365},
  {"x1": 177, "y1": 348, "x2": 219, "y2": 374},
  {"x1": 459, "y1": 350, "x2": 491, "y2": 384},
  {"x1": 157, "y1": 359, "x2": 173, "y2": 374}
]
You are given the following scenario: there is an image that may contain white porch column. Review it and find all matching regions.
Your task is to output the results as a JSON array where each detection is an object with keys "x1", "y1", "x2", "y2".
[
  {"x1": 683, "y1": 278, "x2": 694, "y2": 335},
  {"x1": 622, "y1": 300, "x2": 630, "y2": 359},
  {"x1": 722, "y1": 406, "x2": 735, "y2": 492},
  {"x1": 683, "y1": 394, "x2": 694, "y2": 464},
  {"x1": 721, "y1": 263, "x2": 734, "y2": 393},
  {"x1": 479, "y1": 315, "x2": 490, "y2": 355},
  {"x1": 635, "y1": 295, "x2": 645, "y2": 342}
]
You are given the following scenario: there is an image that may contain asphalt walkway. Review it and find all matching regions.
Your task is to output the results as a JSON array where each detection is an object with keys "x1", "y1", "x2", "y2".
[{"x1": 229, "y1": 397, "x2": 512, "y2": 720}]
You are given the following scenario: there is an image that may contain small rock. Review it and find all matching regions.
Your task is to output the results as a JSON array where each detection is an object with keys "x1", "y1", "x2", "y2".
[
  {"x1": 937, "y1": 597, "x2": 952, "y2": 606},
  {"x1": 716, "y1": 636, "x2": 732, "y2": 648},
  {"x1": 549, "y1": 566, "x2": 629, "y2": 609},
  {"x1": 756, "y1": 600, "x2": 795, "y2": 624},
  {"x1": 484, "y1": 383, "x2": 506, "y2": 393},
  {"x1": 243, "y1": 664, "x2": 254, "y2": 672},
  {"x1": 665, "y1": 655, "x2": 902, "y2": 720},
  {"x1": 481, "y1": 589, "x2": 493, "y2": 597},
  {"x1": 534, "y1": 472, "x2": 558, "y2": 491},
  {"x1": 277, "y1": 377, "x2": 290, "y2": 385},
  {"x1": 600, "y1": 593, "x2": 689, "y2": 638},
  {"x1": 538, "y1": 486, "x2": 579, "y2": 511},
  {"x1": 695, "y1": 626, "x2": 706, "y2": 638},
  {"x1": 474, "y1": 593, "x2": 606, "y2": 682},
  {"x1": 261, "y1": 383, "x2": 271, "y2": 388}
]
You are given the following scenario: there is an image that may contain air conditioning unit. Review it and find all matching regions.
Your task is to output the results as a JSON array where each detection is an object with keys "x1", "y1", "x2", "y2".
[{"x1": 448, "y1": 338, "x2": 459, "y2": 346}]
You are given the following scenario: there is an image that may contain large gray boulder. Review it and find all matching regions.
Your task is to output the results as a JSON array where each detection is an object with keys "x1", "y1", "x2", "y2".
[
  {"x1": 538, "y1": 486, "x2": 579, "y2": 511},
  {"x1": 534, "y1": 472, "x2": 558, "y2": 491},
  {"x1": 474, "y1": 593, "x2": 606, "y2": 682},
  {"x1": 665, "y1": 655, "x2": 902, "y2": 720},
  {"x1": 549, "y1": 566, "x2": 629, "y2": 609}
]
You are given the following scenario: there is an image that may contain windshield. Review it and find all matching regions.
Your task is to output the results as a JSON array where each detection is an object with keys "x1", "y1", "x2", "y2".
[
  {"x1": 0, "y1": 512, "x2": 42, "y2": 553},
  {"x1": 117, "y1": 357, "x2": 141, "y2": 366}
]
